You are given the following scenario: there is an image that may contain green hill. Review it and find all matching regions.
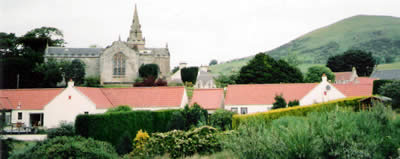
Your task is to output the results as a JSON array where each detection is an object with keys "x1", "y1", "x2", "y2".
[{"x1": 211, "y1": 15, "x2": 400, "y2": 75}]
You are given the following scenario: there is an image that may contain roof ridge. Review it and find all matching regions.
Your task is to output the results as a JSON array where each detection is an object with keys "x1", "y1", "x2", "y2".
[
  {"x1": 99, "y1": 88, "x2": 115, "y2": 107},
  {"x1": 228, "y1": 83, "x2": 319, "y2": 86}
]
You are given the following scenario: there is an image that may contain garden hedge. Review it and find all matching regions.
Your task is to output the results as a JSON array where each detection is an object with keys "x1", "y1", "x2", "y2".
[
  {"x1": 373, "y1": 80, "x2": 396, "y2": 94},
  {"x1": 75, "y1": 109, "x2": 179, "y2": 146},
  {"x1": 232, "y1": 97, "x2": 366, "y2": 129}
]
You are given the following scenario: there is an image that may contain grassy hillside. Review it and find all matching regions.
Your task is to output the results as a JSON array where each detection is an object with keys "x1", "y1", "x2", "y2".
[{"x1": 211, "y1": 15, "x2": 400, "y2": 75}]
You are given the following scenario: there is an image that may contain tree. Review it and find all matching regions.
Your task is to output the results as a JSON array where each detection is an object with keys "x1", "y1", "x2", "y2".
[
  {"x1": 62, "y1": 59, "x2": 86, "y2": 85},
  {"x1": 326, "y1": 50, "x2": 375, "y2": 76},
  {"x1": 272, "y1": 94, "x2": 287, "y2": 109},
  {"x1": 171, "y1": 66, "x2": 179, "y2": 74},
  {"x1": 181, "y1": 67, "x2": 199, "y2": 85},
  {"x1": 304, "y1": 66, "x2": 335, "y2": 83},
  {"x1": 379, "y1": 81, "x2": 400, "y2": 109},
  {"x1": 23, "y1": 26, "x2": 65, "y2": 47},
  {"x1": 236, "y1": 53, "x2": 303, "y2": 84},
  {"x1": 214, "y1": 73, "x2": 237, "y2": 88},
  {"x1": 167, "y1": 103, "x2": 208, "y2": 130},
  {"x1": 288, "y1": 100, "x2": 300, "y2": 107},
  {"x1": 33, "y1": 58, "x2": 63, "y2": 88},
  {"x1": 209, "y1": 59, "x2": 218, "y2": 66},
  {"x1": 139, "y1": 64, "x2": 159, "y2": 79}
]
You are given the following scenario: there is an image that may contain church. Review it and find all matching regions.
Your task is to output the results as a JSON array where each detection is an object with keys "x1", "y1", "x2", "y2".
[{"x1": 44, "y1": 5, "x2": 170, "y2": 84}]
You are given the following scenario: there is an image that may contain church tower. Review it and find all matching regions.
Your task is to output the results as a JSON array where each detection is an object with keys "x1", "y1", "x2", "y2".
[{"x1": 127, "y1": 4, "x2": 145, "y2": 50}]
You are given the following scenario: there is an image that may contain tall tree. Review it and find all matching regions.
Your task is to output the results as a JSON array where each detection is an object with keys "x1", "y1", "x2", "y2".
[
  {"x1": 33, "y1": 58, "x2": 63, "y2": 88},
  {"x1": 62, "y1": 59, "x2": 86, "y2": 85},
  {"x1": 181, "y1": 67, "x2": 199, "y2": 85},
  {"x1": 305, "y1": 66, "x2": 335, "y2": 83},
  {"x1": 236, "y1": 53, "x2": 303, "y2": 84},
  {"x1": 326, "y1": 50, "x2": 375, "y2": 76}
]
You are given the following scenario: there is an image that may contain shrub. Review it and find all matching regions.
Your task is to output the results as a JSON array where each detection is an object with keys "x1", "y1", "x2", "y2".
[
  {"x1": 9, "y1": 136, "x2": 119, "y2": 159},
  {"x1": 272, "y1": 94, "x2": 287, "y2": 109},
  {"x1": 139, "y1": 64, "x2": 159, "y2": 78},
  {"x1": 379, "y1": 81, "x2": 400, "y2": 109},
  {"x1": 181, "y1": 67, "x2": 199, "y2": 84},
  {"x1": 130, "y1": 130, "x2": 150, "y2": 157},
  {"x1": 167, "y1": 104, "x2": 208, "y2": 131},
  {"x1": 84, "y1": 76, "x2": 101, "y2": 87},
  {"x1": 288, "y1": 99, "x2": 300, "y2": 107},
  {"x1": 105, "y1": 105, "x2": 132, "y2": 114},
  {"x1": 222, "y1": 103, "x2": 400, "y2": 159},
  {"x1": 145, "y1": 126, "x2": 221, "y2": 158},
  {"x1": 373, "y1": 80, "x2": 395, "y2": 94},
  {"x1": 209, "y1": 109, "x2": 235, "y2": 130},
  {"x1": 46, "y1": 122, "x2": 75, "y2": 139},
  {"x1": 75, "y1": 109, "x2": 179, "y2": 146},
  {"x1": 305, "y1": 66, "x2": 335, "y2": 83},
  {"x1": 232, "y1": 97, "x2": 364, "y2": 129},
  {"x1": 115, "y1": 131, "x2": 133, "y2": 155}
]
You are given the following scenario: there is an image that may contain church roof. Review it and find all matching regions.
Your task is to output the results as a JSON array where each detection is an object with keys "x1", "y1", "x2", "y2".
[
  {"x1": 146, "y1": 48, "x2": 170, "y2": 56},
  {"x1": 196, "y1": 71, "x2": 215, "y2": 83},
  {"x1": 46, "y1": 47, "x2": 103, "y2": 57}
]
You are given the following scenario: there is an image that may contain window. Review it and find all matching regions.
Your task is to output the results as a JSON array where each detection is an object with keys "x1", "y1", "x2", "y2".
[
  {"x1": 231, "y1": 107, "x2": 238, "y2": 114},
  {"x1": 18, "y1": 112, "x2": 22, "y2": 120},
  {"x1": 113, "y1": 53, "x2": 126, "y2": 76},
  {"x1": 240, "y1": 107, "x2": 248, "y2": 114}
]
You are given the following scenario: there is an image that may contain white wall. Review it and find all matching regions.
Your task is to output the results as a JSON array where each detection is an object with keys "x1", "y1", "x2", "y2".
[
  {"x1": 11, "y1": 110, "x2": 43, "y2": 127},
  {"x1": 300, "y1": 80, "x2": 346, "y2": 106},
  {"x1": 43, "y1": 84, "x2": 97, "y2": 128},
  {"x1": 225, "y1": 105, "x2": 272, "y2": 114}
]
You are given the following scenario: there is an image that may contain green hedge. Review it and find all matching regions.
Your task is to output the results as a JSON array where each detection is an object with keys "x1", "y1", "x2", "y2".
[
  {"x1": 75, "y1": 109, "x2": 179, "y2": 146},
  {"x1": 232, "y1": 97, "x2": 365, "y2": 129},
  {"x1": 373, "y1": 80, "x2": 396, "y2": 94}
]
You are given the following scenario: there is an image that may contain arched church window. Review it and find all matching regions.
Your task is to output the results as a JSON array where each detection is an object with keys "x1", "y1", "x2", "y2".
[{"x1": 113, "y1": 53, "x2": 126, "y2": 76}]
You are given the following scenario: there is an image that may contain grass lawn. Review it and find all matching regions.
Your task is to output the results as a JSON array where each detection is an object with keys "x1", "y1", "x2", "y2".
[
  {"x1": 376, "y1": 62, "x2": 400, "y2": 70},
  {"x1": 186, "y1": 87, "x2": 194, "y2": 100}
]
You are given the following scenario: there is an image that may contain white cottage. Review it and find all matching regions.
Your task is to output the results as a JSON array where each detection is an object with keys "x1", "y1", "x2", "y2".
[
  {"x1": 0, "y1": 81, "x2": 188, "y2": 128},
  {"x1": 224, "y1": 75, "x2": 347, "y2": 114}
]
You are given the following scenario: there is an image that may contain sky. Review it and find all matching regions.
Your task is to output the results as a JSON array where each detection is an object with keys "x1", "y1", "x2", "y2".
[{"x1": 1, "y1": 0, "x2": 400, "y2": 67}]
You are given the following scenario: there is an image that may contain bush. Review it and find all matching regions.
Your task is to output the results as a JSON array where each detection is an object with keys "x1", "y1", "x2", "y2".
[
  {"x1": 145, "y1": 126, "x2": 221, "y2": 158},
  {"x1": 139, "y1": 64, "x2": 159, "y2": 78},
  {"x1": 232, "y1": 97, "x2": 365, "y2": 129},
  {"x1": 288, "y1": 99, "x2": 300, "y2": 107},
  {"x1": 209, "y1": 109, "x2": 235, "y2": 130},
  {"x1": 167, "y1": 104, "x2": 208, "y2": 131},
  {"x1": 9, "y1": 136, "x2": 119, "y2": 159},
  {"x1": 181, "y1": 67, "x2": 199, "y2": 84},
  {"x1": 130, "y1": 130, "x2": 150, "y2": 157},
  {"x1": 304, "y1": 66, "x2": 335, "y2": 83},
  {"x1": 373, "y1": 80, "x2": 395, "y2": 94},
  {"x1": 272, "y1": 94, "x2": 287, "y2": 109},
  {"x1": 115, "y1": 131, "x2": 133, "y2": 155},
  {"x1": 47, "y1": 122, "x2": 75, "y2": 139},
  {"x1": 84, "y1": 76, "x2": 101, "y2": 87},
  {"x1": 222, "y1": 103, "x2": 400, "y2": 159},
  {"x1": 105, "y1": 105, "x2": 132, "y2": 114},
  {"x1": 380, "y1": 81, "x2": 400, "y2": 109},
  {"x1": 75, "y1": 109, "x2": 179, "y2": 147}
]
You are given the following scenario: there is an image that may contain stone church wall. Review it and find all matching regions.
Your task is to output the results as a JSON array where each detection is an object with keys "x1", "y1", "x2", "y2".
[
  {"x1": 138, "y1": 55, "x2": 170, "y2": 78},
  {"x1": 48, "y1": 57, "x2": 100, "y2": 77}
]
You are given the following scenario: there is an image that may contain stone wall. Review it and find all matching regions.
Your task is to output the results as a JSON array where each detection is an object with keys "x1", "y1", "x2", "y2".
[
  {"x1": 139, "y1": 55, "x2": 170, "y2": 78},
  {"x1": 47, "y1": 57, "x2": 100, "y2": 77}
]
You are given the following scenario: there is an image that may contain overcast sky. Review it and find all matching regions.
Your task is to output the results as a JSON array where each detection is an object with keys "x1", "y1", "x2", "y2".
[{"x1": 1, "y1": 0, "x2": 399, "y2": 67}]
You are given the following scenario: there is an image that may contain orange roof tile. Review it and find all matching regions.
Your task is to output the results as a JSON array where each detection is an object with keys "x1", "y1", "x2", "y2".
[
  {"x1": 100, "y1": 87, "x2": 185, "y2": 108},
  {"x1": 333, "y1": 84, "x2": 373, "y2": 97},
  {"x1": 0, "y1": 97, "x2": 13, "y2": 109},
  {"x1": 225, "y1": 84, "x2": 318, "y2": 106},
  {"x1": 335, "y1": 72, "x2": 353, "y2": 81},
  {"x1": 0, "y1": 88, "x2": 63, "y2": 110},
  {"x1": 357, "y1": 77, "x2": 376, "y2": 85},
  {"x1": 76, "y1": 87, "x2": 113, "y2": 109},
  {"x1": 190, "y1": 89, "x2": 224, "y2": 110}
]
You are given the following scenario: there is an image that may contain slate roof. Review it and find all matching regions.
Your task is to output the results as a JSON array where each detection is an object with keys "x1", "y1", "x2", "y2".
[
  {"x1": 370, "y1": 69, "x2": 400, "y2": 80},
  {"x1": 196, "y1": 71, "x2": 215, "y2": 83},
  {"x1": 46, "y1": 47, "x2": 103, "y2": 57},
  {"x1": 225, "y1": 84, "x2": 318, "y2": 106},
  {"x1": 190, "y1": 89, "x2": 224, "y2": 110},
  {"x1": 147, "y1": 48, "x2": 170, "y2": 56},
  {"x1": 0, "y1": 88, "x2": 63, "y2": 110}
]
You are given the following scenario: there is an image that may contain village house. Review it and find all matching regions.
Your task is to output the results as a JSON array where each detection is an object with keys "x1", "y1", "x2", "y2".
[
  {"x1": 224, "y1": 75, "x2": 373, "y2": 114},
  {"x1": 334, "y1": 67, "x2": 359, "y2": 84},
  {"x1": 0, "y1": 81, "x2": 188, "y2": 128}
]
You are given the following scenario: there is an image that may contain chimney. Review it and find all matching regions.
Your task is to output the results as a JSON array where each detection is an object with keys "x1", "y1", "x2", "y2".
[
  {"x1": 321, "y1": 73, "x2": 327, "y2": 82},
  {"x1": 352, "y1": 67, "x2": 357, "y2": 76},
  {"x1": 179, "y1": 62, "x2": 187, "y2": 69},
  {"x1": 67, "y1": 79, "x2": 74, "y2": 87}
]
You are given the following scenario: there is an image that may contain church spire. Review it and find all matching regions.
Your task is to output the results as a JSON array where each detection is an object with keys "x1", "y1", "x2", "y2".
[{"x1": 127, "y1": 4, "x2": 145, "y2": 50}]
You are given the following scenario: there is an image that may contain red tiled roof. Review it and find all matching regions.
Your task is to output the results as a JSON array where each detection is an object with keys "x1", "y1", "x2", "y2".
[
  {"x1": 0, "y1": 97, "x2": 13, "y2": 109},
  {"x1": 357, "y1": 77, "x2": 376, "y2": 85},
  {"x1": 335, "y1": 72, "x2": 353, "y2": 81},
  {"x1": 333, "y1": 84, "x2": 373, "y2": 97},
  {"x1": 190, "y1": 89, "x2": 224, "y2": 110},
  {"x1": 0, "y1": 88, "x2": 63, "y2": 110},
  {"x1": 76, "y1": 87, "x2": 113, "y2": 109},
  {"x1": 100, "y1": 87, "x2": 185, "y2": 108},
  {"x1": 225, "y1": 84, "x2": 318, "y2": 106}
]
